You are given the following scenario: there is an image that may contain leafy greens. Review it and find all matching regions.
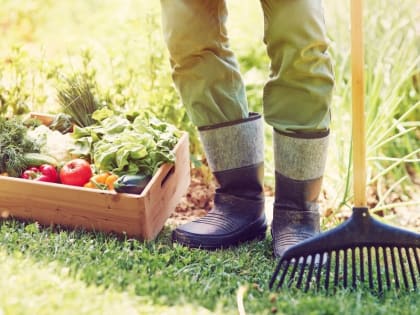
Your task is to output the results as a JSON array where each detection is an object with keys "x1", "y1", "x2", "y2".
[{"x1": 71, "y1": 109, "x2": 181, "y2": 177}]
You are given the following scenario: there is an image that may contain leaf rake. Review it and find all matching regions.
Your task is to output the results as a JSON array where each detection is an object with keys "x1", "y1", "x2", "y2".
[{"x1": 269, "y1": 0, "x2": 420, "y2": 294}]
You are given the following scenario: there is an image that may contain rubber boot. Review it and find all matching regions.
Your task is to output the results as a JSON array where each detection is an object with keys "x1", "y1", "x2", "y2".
[
  {"x1": 272, "y1": 129, "x2": 329, "y2": 258},
  {"x1": 172, "y1": 113, "x2": 267, "y2": 249}
]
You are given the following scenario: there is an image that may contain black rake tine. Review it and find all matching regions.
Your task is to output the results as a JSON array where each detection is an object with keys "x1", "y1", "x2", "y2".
[
  {"x1": 405, "y1": 247, "x2": 417, "y2": 289},
  {"x1": 390, "y1": 247, "x2": 400, "y2": 289},
  {"x1": 334, "y1": 250, "x2": 340, "y2": 287},
  {"x1": 269, "y1": 258, "x2": 286, "y2": 289},
  {"x1": 368, "y1": 247, "x2": 374, "y2": 289},
  {"x1": 315, "y1": 253, "x2": 324, "y2": 291},
  {"x1": 287, "y1": 258, "x2": 300, "y2": 288},
  {"x1": 413, "y1": 248, "x2": 420, "y2": 276},
  {"x1": 383, "y1": 247, "x2": 391, "y2": 290},
  {"x1": 304, "y1": 254, "x2": 317, "y2": 292},
  {"x1": 375, "y1": 246, "x2": 382, "y2": 293},
  {"x1": 351, "y1": 248, "x2": 357, "y2": 289},
  {"x1": 360, "y1": 247, "x2": 365, "y2": 283},
  {"x1": 398, "y1": 247, "x2": 409, "y2": 290},
  {"x1": 325, "y1": 251, "x2": 332, "y2": 291},
  {"x1": 296, "y1": 256, "x2": 308, "y2": 289},
  {"x1": 343, "y1": 249, "x2": 348, "y2": 288},
  {"x1": 276, "y1": 259, "x2": 291, "y2": 290}
]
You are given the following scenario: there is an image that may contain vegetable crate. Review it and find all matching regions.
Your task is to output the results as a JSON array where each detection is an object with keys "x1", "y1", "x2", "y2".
[{"x1": 0, "y1": 127, "x2": 190, "y2": 240}]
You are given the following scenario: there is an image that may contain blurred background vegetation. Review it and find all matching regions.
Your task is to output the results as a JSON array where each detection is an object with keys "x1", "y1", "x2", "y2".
[{"x1": 0, "y1": 0, "x2": 419, "y2": 223}]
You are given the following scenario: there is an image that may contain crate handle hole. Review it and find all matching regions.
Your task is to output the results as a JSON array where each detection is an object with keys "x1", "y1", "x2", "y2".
[{"x1": 161, "y1": 166, "x2": 175, "y2": 187}]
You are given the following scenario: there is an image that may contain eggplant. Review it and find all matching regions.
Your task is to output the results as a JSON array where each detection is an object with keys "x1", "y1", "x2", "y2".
[{"x1": 113, "y1": 174, "x2": 152, "y2": 194}]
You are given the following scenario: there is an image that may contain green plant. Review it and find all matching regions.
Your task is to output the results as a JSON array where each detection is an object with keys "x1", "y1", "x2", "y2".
[
  {"x1": 56, "y1": 74, "x2": 99, "y2": 127},
  {"x1": 0, "y1": 117, "x2": 40, "y2": 177},
  {"x1": 0, "y1": 47, "x2": 32, "y2": 117},
  {"x1": 0, "y1": 220, "x2": 419, "y2": 315},
  {"x1": 325, "y1": 0, "x2": 419, "y2": 213}
]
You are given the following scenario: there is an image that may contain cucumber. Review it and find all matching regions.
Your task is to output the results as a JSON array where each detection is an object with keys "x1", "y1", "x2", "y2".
[
  {"x1": 113, "y1": 174, "x2": 151, "y2": 194},
  {"x1": 23, "y1": 153, "x2": 58, "y2": 167}
]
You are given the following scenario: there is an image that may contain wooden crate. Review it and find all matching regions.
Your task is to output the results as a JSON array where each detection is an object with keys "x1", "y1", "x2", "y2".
[{"x1": 0, "y1": 119, "x2": 190, "y2": 240}]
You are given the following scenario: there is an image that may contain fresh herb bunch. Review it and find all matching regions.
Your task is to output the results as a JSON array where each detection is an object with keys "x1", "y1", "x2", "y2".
[
  {"x1": 0, "y1": 117, "x2": 39, "y2": 177},
  {"x1": 57, "y1": 74, "x2": 98, "y2": 127}
]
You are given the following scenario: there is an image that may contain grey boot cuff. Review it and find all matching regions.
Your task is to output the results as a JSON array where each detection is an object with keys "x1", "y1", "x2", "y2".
[
  {"x1": 273, "y1": 129, "x2": 329, "y2": 181},
  {"x1": 199, "y1": 112, "x2": 264, "y2": 172}
]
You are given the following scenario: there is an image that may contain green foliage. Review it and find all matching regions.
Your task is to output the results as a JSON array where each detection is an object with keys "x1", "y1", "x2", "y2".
[
  {"x1": 325, "y1": 0, "x2": 419, "y2": 211},
  {"x1": 57, "y1": 74, "x2": 99, "y2": 127},
  {"x1": 0, "y1": 116, "x2": 40, "y2": 176},
  {"x1": 0, "y1": 47, "x2": 32, "y2": 117},
  {"x1": 72, "y1": 109, "x2": 180, "y2": 176},
  {"x1": 0, "y1": 220, "x2": 419, "y2": 315}
]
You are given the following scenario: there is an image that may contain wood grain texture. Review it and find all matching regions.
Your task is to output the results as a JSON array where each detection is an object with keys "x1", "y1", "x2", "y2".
[{"x1": 351, "y1": 0, "x2": 367, "y2": 206}]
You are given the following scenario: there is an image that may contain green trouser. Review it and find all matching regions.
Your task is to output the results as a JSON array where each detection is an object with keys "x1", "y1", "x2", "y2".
[{"x1": 160, "y1": 0, "x2": 334, "y2": 133}]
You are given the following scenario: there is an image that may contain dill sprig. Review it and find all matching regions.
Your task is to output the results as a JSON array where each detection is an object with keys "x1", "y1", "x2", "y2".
[{"x1": 0, "y1": 117, "x2": 39, "y2": 177}]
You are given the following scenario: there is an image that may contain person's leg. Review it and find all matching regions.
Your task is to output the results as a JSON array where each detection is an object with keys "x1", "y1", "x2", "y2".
[
  {"x1": 260, "y1": 0, "x2": 334, "y2": 257},
  {"x1": 160, "y1": 0, "x2": 248, "y2": 126},
  {"x1": 160, "y1": 0, "x2": 267, "y2": 248}
]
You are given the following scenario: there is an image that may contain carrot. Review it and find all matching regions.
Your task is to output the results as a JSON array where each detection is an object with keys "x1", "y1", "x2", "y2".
[
  {"x1": 84, "y1": 172, "x2": 117, "y2": 190},
  {"x1": 105, "y1": 174, "x2": 119, "y2": 190},
  {"x1": 90, "y1": 172, "x2": 110, "y2": 184},
  {"x1": 84, "y1": 181, "x2": 95, "y2": 188}
]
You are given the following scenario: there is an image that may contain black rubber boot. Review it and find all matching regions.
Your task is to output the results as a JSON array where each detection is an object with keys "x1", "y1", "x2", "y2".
[
  {"x1": 272, "y1": 129, "x2": 329, "y2": 258},
  {"x1": 172, "y1": 113, "x2": 267, "y2": 249}
]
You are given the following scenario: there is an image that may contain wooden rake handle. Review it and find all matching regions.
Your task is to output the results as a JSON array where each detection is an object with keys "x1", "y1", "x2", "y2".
[{"x1": 351, "y1": 0, "x2": 367, "y2": 207}]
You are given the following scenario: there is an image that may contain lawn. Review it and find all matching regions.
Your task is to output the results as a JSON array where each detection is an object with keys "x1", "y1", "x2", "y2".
[
  {"x1": 0, "y1": 1, "x2": 419, "y2": 314},
  {"x1": 0, "y1": 222, "x2": 419, "y2": 315}
]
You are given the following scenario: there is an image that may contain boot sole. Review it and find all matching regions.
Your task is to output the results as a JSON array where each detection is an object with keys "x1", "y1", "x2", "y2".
[{"x1": 172, "y1": 215, "x2": 267, "y2": 250}]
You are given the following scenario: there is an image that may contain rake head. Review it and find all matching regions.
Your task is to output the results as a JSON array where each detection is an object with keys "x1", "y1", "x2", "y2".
[{"x1": 269, "y1": 207, "x2": 420, "y2": 293}]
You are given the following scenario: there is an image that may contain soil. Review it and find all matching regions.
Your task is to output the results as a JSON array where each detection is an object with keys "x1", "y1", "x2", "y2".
[
  {"x1": 169, "y1": 166, "x2": 420, "y2": 232},
  {"x1": 168, "y1": 167, "x2": 216, "y2": 226}
]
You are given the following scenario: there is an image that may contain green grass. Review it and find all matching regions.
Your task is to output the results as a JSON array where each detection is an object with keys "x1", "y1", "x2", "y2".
[
  {"x1": 0, "y1": 0, "x2": 419, "y2": 314},
  {"x1": 0, "y1": 220, "x2": 419, "y2": 315}
]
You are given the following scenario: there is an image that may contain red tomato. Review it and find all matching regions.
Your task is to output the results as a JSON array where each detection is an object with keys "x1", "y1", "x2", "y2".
[{"x1": 59, "y1": 159, "x2": 92, "y2": 186}]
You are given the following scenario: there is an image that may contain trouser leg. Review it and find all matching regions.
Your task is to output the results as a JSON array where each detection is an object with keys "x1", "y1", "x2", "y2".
[
  {"x1": 260, "y1": 0, "x2": 334, "y2": 133},
  {"x1": 259, "y1": 0, "x2": 334, "y2": 257},
  {"x1": 160, "y1": 0, "x2": 248, "y2": 127}
]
